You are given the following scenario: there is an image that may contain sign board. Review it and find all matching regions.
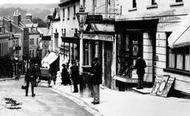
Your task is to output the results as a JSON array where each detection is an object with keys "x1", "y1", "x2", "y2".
[
  {"x1": 150, "y1": 75, "x2": 175, "y2": 97},
  {"x1": 86, "y1": 15, "x2": 103, "y2": 23},
  {"x1": 83, "y1": 34, "x2": 114, "y2": 41}
]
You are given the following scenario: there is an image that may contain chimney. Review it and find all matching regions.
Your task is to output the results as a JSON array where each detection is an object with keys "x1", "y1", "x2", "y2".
[{"x1": 13, "y1": 10, "x2": 21, "y2": 26}]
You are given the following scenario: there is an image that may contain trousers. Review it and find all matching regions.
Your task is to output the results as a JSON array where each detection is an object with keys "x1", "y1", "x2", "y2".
[{"x1": 92, "y1": 84, "x2": 100, "y2": 103}]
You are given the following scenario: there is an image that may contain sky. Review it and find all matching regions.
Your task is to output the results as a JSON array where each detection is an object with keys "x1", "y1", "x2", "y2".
[{"x1": 0, "y1": 0, "x2": 60, "y2": 4}]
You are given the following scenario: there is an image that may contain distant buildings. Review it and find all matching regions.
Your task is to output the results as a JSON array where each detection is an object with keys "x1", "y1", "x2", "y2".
[{"x1": 0, "y1": 10, "x2": 48, "y2": 77}]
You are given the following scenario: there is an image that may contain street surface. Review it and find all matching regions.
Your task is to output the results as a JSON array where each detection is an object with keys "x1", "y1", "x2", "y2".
[{"x1": 0, "y1": 78, "x2": 94, "y2": 116}]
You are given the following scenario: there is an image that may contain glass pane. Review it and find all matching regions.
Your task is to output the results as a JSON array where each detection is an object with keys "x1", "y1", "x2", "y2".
[
  {"x1": 185, "y1": 54, "x2": 190, "y2": 71},
  {"x1": 176, "y1": 53, "x2": 183, "y2": 69},
  {"x1": 168, "y1": 50, "x2": 175, "y2": 68}
]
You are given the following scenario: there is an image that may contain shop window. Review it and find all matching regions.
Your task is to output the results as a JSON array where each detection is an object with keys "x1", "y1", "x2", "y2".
[
  {"x1": 83, "y1": 42, "x2": 91, "y2": 66},
  {"x1": 116, "y1": 34, "x2": 131, "y2": 76},
  {"x1": 167, "y1": 46, "x2": 190, "y2": 72}
]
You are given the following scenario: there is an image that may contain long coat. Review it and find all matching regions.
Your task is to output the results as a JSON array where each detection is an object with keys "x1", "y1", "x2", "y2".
[
  {"x1": 61, "y1": 67, "x2": 71, "y2": 85},
  {"x1": 90, "y1": 63, "x2": 102, "y2": 85},
  {"x1": 134, "y1": 58, "x2": 147, "y2": 75},
  {"x1": 70, "y1": 65, "x2": 79, "y2": 84},
  {"x1": 25, "y1": 66, "x2": 36, "y2": 82}
]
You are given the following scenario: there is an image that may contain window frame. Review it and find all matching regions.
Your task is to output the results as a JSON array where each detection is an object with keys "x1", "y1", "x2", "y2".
[
  {"x1": 166, "y1": 38, "x2": 190, "y2": 76},
  {"x1": 73, "y1": 5, "x2": 76, "y2": 20},
  {"x1": 63, "y1": 8, "x2": 65, "y2": 21},
  {"x1": 67, "y1": 7, "x2": 70, "y2": 20},
  {"x1": 170, "y1": 0, "x2": 184, "y2": 7},
  {"x1": 128, "y1": 0, "x2": 137, "y2": 12}
]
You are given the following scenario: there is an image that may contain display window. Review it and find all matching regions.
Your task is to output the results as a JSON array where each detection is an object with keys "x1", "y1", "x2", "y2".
[{"x1": 116, "y1": 33, "x2": 142, "y2": 77}]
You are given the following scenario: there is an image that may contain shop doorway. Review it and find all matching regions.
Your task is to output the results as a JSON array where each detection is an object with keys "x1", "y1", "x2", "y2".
[{"x1": 104, "y1": 42, "x2": 112, "y2": 88}]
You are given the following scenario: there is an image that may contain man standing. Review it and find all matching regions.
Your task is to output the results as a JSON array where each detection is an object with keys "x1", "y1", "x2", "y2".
[
  {"x1": 90, "y1": 58, "x2": 102, "y2": 105},
  {"x1": 25, "y1": 62, "x2": 37, "y2": 97},
  {"x1": 134, "y1": 57, "x2": 147, "y2": 89},
  {"x1": 70, "y1": 60, "x2": 79, "y2": 93}
]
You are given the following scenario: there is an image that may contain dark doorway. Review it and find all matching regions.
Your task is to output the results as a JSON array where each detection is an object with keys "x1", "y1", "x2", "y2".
[{"x1": 104, "y1": 42, "x2": 113, "y2": 88}]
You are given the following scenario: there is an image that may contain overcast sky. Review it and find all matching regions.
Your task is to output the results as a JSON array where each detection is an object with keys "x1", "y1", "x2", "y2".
[{"x1": 0, "y1": 0, "x2": 60, "y2": 4}]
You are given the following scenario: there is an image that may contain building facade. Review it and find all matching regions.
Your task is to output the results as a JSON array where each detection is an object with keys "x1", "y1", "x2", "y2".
[
  {"x1": 81, "y1": 0, "x2": 116, "y2": 88},
  {"x1": 49, "y1": 0, "x2": 80, "y2": 71},
  {"x1": 115, "y1": 0, "x2": 190, "y2": 94}
]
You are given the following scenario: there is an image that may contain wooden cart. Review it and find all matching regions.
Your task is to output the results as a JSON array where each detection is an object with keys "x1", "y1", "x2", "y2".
[{"x1": 37, "y1": 67, "x2": 52, "y2": 87}]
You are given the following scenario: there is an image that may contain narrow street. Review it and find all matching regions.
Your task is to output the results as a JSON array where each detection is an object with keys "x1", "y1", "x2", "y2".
[{"x1": 0, "y1": 79, "x2": 94, "y2": 116}]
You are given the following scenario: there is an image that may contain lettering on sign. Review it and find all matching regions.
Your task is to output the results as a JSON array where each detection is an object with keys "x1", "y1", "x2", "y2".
[{"x1": 83, "y1": 34, "x2": 113, "y2": 41}]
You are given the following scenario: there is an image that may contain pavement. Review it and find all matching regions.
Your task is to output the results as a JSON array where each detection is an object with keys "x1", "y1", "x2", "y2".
[{"x1": 51, "y1": 83, "x2": 153, "y2": 116}]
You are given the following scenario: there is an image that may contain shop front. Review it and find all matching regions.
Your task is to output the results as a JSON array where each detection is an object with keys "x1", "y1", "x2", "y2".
[
  {"x1": 82, "y1": 32, "x2": 114, "y2": 88},
  {"x1": 165, "y1": 14, "x2": 190, "y2": 94},
  {"x1": 114, "y1": 19, "x2": 158, "y2": 90}
]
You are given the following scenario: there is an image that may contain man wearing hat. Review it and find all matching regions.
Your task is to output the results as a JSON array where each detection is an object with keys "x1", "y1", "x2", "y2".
[{"x1": 89, "y1": 58, "x2": 102, "y2": 104}]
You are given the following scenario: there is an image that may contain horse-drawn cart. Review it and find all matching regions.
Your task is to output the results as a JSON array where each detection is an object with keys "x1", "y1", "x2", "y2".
[{"x1": 37, "y1": 67, "x2": 52, "y2": 87}]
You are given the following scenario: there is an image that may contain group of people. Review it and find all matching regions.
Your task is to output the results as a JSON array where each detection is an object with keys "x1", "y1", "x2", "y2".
[
  {"x1": 61, "y1": 60, "x2": 79, "y2": 93},
  {"x1": 24, "y1": 56, "x2": 147, "y2": 105},
  {"x1": 61, "y1": 58, "x2": 102, "y2": 105}
]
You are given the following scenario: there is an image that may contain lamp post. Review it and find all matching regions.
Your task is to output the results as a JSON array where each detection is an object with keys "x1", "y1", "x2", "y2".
[{"x1": 76, "y1": 6, "x2": 88, "y2": 75}]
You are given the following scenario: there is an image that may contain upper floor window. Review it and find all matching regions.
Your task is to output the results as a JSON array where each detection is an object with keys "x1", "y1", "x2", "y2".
[
  {"x1": 129, "y1": 0, "x2": 137, "y2": 11},
  {"x1": 67, "y1": 7, "x2": 70, "y2": 20},
  {"x1": 151, "y1": 0, "x2": 157, "y2": 5},
  {"x1": 63, "y1": 8, "x2": 65, "y2": 21},
  {"x1": 170, "y1": 0, "x2": 184, "y2": 7},
  {"x1": 176, "y1": 0, "x2": 183, "y2": 2},
  {"x1": 73, "y1": 5, "x2": 76, "y2": 20},
  {"x1": 147, "y1": 0, "x2": 158, "y2": 9},
  {"x1": 132, "y1": 0, "x2": 137, "y2": 8}
]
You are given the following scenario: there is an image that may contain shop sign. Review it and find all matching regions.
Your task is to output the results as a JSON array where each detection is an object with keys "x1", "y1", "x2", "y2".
[
  {"x1": 83, "y1": 34, "x2": 113, "y2": 41},
  {"x1": 86, "y1": 15, "x2": 103, "y2": 23}
]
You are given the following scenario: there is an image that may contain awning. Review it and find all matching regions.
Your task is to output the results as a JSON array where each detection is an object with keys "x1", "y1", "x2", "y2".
[
  {"x1": 168, "y1": 14, "x2": 190, "y2": 48},
  {"x1": 41, "y1": 52, "x2": 58, "y2": 68}
]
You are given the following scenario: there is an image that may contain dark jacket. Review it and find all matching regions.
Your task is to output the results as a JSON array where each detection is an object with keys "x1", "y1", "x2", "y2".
[
  {"x1": 25, "y1": 66, "x2": 36, "y2": 82},
  {"x1": 70, "y1": 65, "x2": 79, "y2": 83},
  {"x1": 134, "y1": 58, "x2": 147, "y2": 75},
  {"x1": 61, "y1": 67, "x2": 71, "y2": 85},
  {"x1": 90, "y1": 63, "x2": 102, "y2": 85}
]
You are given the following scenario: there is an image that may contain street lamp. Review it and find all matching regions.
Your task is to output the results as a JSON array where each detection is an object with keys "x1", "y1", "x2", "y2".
[{"x1": 76, "y1": 6, "x2": 88, "y2": 75}]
